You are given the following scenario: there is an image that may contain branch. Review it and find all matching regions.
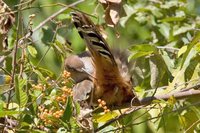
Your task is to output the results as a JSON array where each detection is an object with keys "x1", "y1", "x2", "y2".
[
  {"x1": 140, "y1": 84, "x2": 200, "y2": 105},
  {"x1": 106, "y1": 101, "x2": 200, "y2": 132},
  {"x1": 95, "y1": 83, "x2": 200, "y2": 132},
  {"x1": 95, "y1": 105, "x2": 145, "y2": 132},
  {"x1": 18, "y1": 0, "x2": 84, "y2": 44}
]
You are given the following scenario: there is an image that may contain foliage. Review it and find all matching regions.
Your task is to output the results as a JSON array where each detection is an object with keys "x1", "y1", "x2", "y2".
[{"x1": 0, "y1": 0, "x2": 200, "y2": 132}]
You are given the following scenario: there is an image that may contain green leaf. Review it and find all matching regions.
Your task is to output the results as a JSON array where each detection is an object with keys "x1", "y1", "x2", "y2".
[
  {"x1": 129, "y1": 44, "x2": 157, "y2": 60},
  {"x1": 173, "y1": 24, "x2": 195, "y2": 36},
  {"x1": 33, "y1": 70, "x2": 46, "y2": 81},
  {"x1": 149, "y1": 55, "x2": 160, "y2": 89},
  {"x1": 181, "y1": 32, "x2": 200, "y2": 68},
  {"x1": 160, "y1": 17, "x2": 185, "y2": 22},
  {"x1": 194, "y1": 42, "x2": 200, "y2": 53},
  {"x1": 158, "y1": 23, "x2": 171, "y2": 39},
  {"x1": 160, "y1": 1, "x2": 180, "y2": 9},
  {"x1": 120, "y1": 4, "x2": 137, "y2": 27},
  {"x1": 41, "y1": 26, "x2": 54, "y2": 45},
  {"x1": 61, "y1": 97, "x2": 73, "y2": 122},
  {"x1": 74, "y1": 102, "x2": 80, "y2": 115},
  {"x1": 178, "y1": 45, "x2": 187, "y2": 57},
  {"x1": 15, "y1": 76, "x2": 28, "y2": 107},
  {"x1": 184, "y1": 55, "x2": 200, "y2": 81},
  {"x1": 94, "y1": 112, "x2": 118, "y2": 123},
  {"x1": 0, "y1": 111, "x2": 20, "y2": 117},
  {"x1": 57, "y1": 13, "x2": 70, "y2": 20},
  {"x1": 38, "y1": 67, "x2": 54, "y2": 78},
  {"x1": 27, "y1": 45, "x2": 37, "y2": 58}
]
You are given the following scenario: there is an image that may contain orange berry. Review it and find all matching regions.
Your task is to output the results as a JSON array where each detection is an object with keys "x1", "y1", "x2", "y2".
[
  {"x1": 55, "y1": 114, "x2": 60, "y2": 118},
  {"x1": 61, "y1": 86, "x2": 67, "y2": 91},
  {"x1": 53, "y1": 112, "x2": 56, "y2": 117},
  {"x1": 98, "y1": 104, "x2": 102, "y2": 108},
  {"x1": 56, "y1": 96, "x2": 61, "y2": 101},
  {"x1": 101, "y1": 100, "x2": 106, "y2": 106},
  {"x1": 32, "y1": 84, "x2": 36, "y2": 88},
  {"x1": 47, "y1": 120, "x2": 52, "y2": 124},
  {"x1": 62, "y1": 94, "x2": 67, "y2": 98},
  {"x1": 97, "y1": 99, "x2": 102, "y2": 103},
  {"x1": 103, "y1": 106, "x2": 107, "y2": 110}
]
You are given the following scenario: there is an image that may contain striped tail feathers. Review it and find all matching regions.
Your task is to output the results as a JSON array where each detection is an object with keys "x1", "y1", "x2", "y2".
[
  {"x1": 70, "y1": 12, "x2": 140, "y2": 105},
  {"x1": 71, "y1": 12, "x2": 117, "y2": 67}
]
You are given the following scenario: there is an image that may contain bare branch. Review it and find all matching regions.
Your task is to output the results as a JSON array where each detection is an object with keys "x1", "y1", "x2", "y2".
[
  {"x1": 95, "y1": 105, "x2": 146, "y2": 132},
  {"x1": 95, "y1": 83, "x2": 200, "y2": 132},
  {"x1": 18, "y1": 0, "x2": 84, "y2": 45},
  {"x1": 140, "y1": 88, "x2": 200, "y2": 105}
]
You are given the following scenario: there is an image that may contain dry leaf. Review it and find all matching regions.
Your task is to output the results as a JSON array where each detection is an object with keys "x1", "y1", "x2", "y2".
[
  {"x1": 0, "y1": 0, "x2": 15, "y2": 34},
  {"x1": 99, "y1": 0, "x2": 122, "y2": 27},
  {"x1": 0, "y1": 0, "x2": 15, "y2": 51}
]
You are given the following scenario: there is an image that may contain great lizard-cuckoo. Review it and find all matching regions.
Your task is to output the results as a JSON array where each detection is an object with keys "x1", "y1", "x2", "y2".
[{"x1": 65, "y1": 12, "x2": 139, "y2": 106}]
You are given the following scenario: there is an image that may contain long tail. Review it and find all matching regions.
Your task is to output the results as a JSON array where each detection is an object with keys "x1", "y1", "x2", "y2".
[
  {"x1": 71, "y1": 12, "x2": 117, "y2": 68},
  {"x1": 71, "y1": 12, "x2": 139, "y2": 105}
]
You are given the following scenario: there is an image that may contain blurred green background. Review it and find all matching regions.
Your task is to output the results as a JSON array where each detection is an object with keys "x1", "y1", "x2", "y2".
[{"x1": 2, "y1": 0, "x2": 200, "y2": 132}]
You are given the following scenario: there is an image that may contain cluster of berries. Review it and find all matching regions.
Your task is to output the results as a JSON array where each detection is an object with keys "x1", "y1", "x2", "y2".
[
  {"x1": 61, "y1": 70, "x2": 71, "y2": 84},
  {"x1": 32, "y1": 83, "x2": 46, "y2": 91},
  {"x1": 56, "y1": 86, "x2": 72, "y2": 103},
  {"x1": 98, "y1": 99, "x2": 110, "y2": 113},
  {"x1": 38, "y1": 106, "x2": 64, "y2": 125}
]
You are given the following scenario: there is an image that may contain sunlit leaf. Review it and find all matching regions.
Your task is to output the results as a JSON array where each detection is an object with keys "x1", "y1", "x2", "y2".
[
  {"x1": 158, "y1": 23, "x2": 171, "y2": 39},
  {"x1": 149, "y1": 54, "x2": 166, "y2": 89},
  {"x1": 181, "y1": 32, "x2": 200, "y2": 68},
  {"x1": 160, "y1": 17, "x2": 185, "y2": 22},
  {"x1": 128, "y1": 44, "x2": 157, "y2": 60},
  {"x1": 15, "y1": 76, "x2": 28, "y2": 107},
  {"x1": 27, "y1": 45, "x2": 37, "y2": 58},
  {"x1": 57, "y1": 14, "x2": 70, "y2": 20},
  {"x1": 194, "y1": 42, "x2": 200, "y2": 53},
  {"x1": 184, "y1": 55, "x2": 200, "y2": 81},
  {"x1": 62, "y1": 97, "x2": 72, "y2": 122},
  {"x1": 178, "y1": 45, "x2": 187, "y2": 57},
  {"x1": 94, "y1": 112, "x2": 118, "y2": 123},
  {"x1": 173, "y1": 24, "x2": 195, "y2": 36},
  {"x1": 120, "y1": 4, "x2": 137, "y2": 27},
  {"x1": 0, "y1": 111, "x2": 20, "y2": 117}
]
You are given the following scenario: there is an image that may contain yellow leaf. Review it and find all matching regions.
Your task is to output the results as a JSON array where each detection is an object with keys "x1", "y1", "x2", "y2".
[{"x1": 178, "y1": 45, "x2": 187, "y2": 57}]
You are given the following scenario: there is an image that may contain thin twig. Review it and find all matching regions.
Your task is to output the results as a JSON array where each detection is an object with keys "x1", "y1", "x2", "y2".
[
  {"x1": 95, "y1": 83, "x2": 200, "y2": 132},
  {"x1": 28, "y1": 20, "x2": 59, "y2": 78},
  {"x1": 156, "y1": 46, "x2": 179, "y2": 51},
  {"x1": 184, "y1": 119, "x2": 200, "y2": 133},
  {"x1": 6, "y1": 1, "x2": 23, "y2": 108},
  {"x1": 14, "y1": 0, "x2": 35, "y2": 7},
  {"x1": 105, "y1": 101, "x2": 200, "y2": 132},
  {"x1": 140, "y1": 89, "x2": 200, "y2": 105},
  {"x1": 0, "y1": 56, "x2": 6, "y2": 64},
  {"x1": 18, "y1": 0, "x2": 85, "y2": 45},
  {"x1": 95, "y1": 105, "x2": 145, "y2": 132}
]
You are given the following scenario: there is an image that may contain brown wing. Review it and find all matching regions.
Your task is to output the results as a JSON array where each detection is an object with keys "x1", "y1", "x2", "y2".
[
  {"x1": 71, "y1": 12, "x2": 139, "y2": 105},
  {"x1": 71, "y1": 12, "x2": 122, "y2": 83}
]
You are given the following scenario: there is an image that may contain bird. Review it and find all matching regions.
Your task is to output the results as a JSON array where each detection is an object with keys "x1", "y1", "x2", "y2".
[{"x1": 65, "y1": 11, "x2": 139, "y2": 106}]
